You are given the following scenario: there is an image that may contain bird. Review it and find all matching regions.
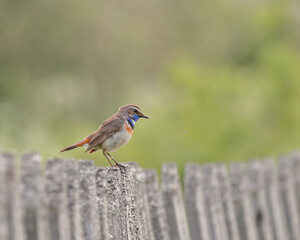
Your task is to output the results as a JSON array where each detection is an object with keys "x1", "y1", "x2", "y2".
[{"x1": 60, "y1": 104, "x2": 149, "y2": 168}]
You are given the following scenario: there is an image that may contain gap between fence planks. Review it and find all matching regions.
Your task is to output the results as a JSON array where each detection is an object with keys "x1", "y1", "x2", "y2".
[{"x1": 0, "y1": 151, "x2": 300, "y2": 240}]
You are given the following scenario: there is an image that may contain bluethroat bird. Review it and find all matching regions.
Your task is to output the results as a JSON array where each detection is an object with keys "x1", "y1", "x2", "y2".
[{"x1": 60, "y1": 104, "x2": 149, "y2": 168}]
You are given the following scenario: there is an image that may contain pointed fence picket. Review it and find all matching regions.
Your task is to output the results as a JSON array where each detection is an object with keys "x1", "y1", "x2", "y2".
[{"x1": 0, "y1": 151, "x2": 299, "y2": 240}]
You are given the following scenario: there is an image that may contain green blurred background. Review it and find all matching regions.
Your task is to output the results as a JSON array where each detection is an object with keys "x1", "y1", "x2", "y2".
[{"x1": 1, "y1": 0, "x2": 300, "y2": 173}]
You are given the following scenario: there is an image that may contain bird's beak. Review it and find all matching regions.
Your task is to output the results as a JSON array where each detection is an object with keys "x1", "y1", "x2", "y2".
[{"x1": 140, "y1": 114, "x2": 149, "y2": 119}]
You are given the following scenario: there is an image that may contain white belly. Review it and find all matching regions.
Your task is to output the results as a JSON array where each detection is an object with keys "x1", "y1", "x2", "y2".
[{"x1": 101, "y1": 130, "x2": 132, "y2": 152}]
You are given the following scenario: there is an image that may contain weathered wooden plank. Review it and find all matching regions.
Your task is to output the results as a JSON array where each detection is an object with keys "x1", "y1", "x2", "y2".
[
  {"x1": 20, "y1": 152, "x2": 42, "y2": 240},
  {"x1": 78, "y1": 160, "x2": 99, "y2": 240},
  {"x1": 122, "y1": 162, "x2": 151, "y2": 240},
  {"x1": 201, "y1": 165, "x2": 228, "y2": 240},
  {"x1": 211, "y1": 165, "x2": 230, "y2": 240},
  {"x1": 97, "y1": 163, "x2": 157, "y2": 240},
  {"x1": 0, "y1": 152, "x2": 24, "y2": 240},
  {"x1": 40, "y1": 158, "x2": 69, "y2": 240},
  {"x1": 135, "y1": 166, "x2": 155, "y2": 240},
  {"x1": 162, "y1": 162, "x2": 191, "y2": 240},
  {"x1": 0, "y1": 153, "x2": 11, "y2": 240},
  {"x1": 215, "y1": 164, "x2": 240, "y2": 240},
  {"x1": 230, "y1": 163, "x2": 259, "y2": 240},
  {"x1": 291, "y1": 152, "x2": 300, "y2": 231},
  {"x1": 65, "y1": 159, "x2": 82, "y2": 240},
  {"x1": 106, "y1": 166, "x2": 127, "y2": 239},
  {"x1": 278, "y1": 156, "x2": 300, "y2": 240},
  {"x1": 124, "y1": 163, "x2": 143, "y2": 239},
  {"x1": 184, "y1": 163, "x2": 209, "y2": 240},
  {"x1": 248, "y1": 160, "x2": 274, "y2": 240},
  {"x1": 95, "y1": 167, "x2": 109, "y2": 240},
  {"x1": 262, "y1": 158, "x2": 288, "y2": 240},
  {"x1": 144, "y1": 169, "x2": 170, "y2": 240},
  {"x1": 5, "y1": 153, "x2": 18, "y2": 240}
]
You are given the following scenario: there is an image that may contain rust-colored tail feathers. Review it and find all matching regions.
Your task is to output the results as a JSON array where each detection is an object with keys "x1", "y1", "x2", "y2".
[{"x1": 60, "y1": 138, "x2": 90, "y2": 152}]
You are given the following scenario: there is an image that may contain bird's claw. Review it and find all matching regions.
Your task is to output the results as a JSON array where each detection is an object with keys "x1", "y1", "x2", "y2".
[{"x1": 114, "y1": 162, "x2": 125, "y2": 169}]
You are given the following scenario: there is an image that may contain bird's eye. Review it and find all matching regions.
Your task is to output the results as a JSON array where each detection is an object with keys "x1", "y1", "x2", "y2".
[{"x1": 134, "y1": 109, "x2": 138, "y2": 113}]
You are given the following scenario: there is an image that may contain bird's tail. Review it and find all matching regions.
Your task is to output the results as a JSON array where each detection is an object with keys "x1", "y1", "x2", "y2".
[{"x1": 60, "y1": 138, "x2": 90, "y2": 152}]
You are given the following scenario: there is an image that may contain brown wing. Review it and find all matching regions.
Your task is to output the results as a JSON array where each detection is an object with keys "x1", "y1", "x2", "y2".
[{"x1": 85, "y1": 116, "x2": 124, "y2": 152}]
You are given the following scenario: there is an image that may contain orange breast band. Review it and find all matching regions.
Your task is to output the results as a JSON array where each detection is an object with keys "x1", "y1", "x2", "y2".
[{"x1": 125, "y1": 121, "x2": 133, "y2": 135}]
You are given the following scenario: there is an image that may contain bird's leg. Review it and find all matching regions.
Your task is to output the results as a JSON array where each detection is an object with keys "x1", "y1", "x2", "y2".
[
  {"x1": 107, "y1": 152, "x2": 125, "y2": 168},
  {"x1": 102, "y1": 151, "x2": 114, "y2": 167}
]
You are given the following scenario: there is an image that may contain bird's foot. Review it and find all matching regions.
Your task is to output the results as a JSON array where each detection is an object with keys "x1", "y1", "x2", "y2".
[{"x1": 114, "y1": 162, "x2": 125, "y2": 169}]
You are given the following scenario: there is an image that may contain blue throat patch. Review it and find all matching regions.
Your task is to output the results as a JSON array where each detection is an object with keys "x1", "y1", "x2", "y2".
[
  {"x1": 132, "y1": 114, "x2": 140, "y2": 122},
  {"x1": 127, "y1": 114, "x2": 140, "y2": 130}
]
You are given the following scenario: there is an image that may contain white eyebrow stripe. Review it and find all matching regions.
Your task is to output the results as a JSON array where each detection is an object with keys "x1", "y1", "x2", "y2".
[{"x1": 129, "y1": 105, "x2": 140, "y2": 110}]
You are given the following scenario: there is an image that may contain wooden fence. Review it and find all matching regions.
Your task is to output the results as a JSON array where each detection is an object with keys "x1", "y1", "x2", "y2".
[{"x1": 1, "y1": 151, "x2": 300, "y2": 240}]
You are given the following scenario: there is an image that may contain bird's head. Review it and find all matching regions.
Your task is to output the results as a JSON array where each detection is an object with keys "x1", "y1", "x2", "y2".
[{"x1": 119, "y1": 104, "x2": 149, "y2": 121}]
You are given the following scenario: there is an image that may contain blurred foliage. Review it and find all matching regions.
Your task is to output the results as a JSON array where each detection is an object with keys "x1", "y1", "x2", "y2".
[{"x1": 0, "y1": 0, "x2": 300, "y2": 174}]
